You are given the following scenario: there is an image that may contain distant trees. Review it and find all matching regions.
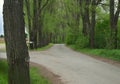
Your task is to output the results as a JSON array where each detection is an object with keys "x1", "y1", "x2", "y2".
[
  {"x1": 25, "y1": 0, "x2": 50, "y2": 49},
  {"x1": 24, "y1": 0, "x2": 68, "y2": 48},
  {"x1": 78, "y1": 0, "x2": 102, "y2": 48},
  {"x1": 64, "y1": 0, "x2": 120, "y2": 49},
  {"x1": 64, "y1": 0, "x2": 80, "y2": 44},
  {"x1": 0, "y1": 34, "x2": 4, "y2": 38},
  {"x1": 24, "y1": 0, "x2": 120, "y2": 49},
  {"x1": 3, "y1": 0, "x2": 30, "y2": 84}
]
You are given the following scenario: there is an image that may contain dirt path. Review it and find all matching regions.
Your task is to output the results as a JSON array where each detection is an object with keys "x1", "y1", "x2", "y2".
[{"x1": 1, "y1": 44, "x2": 120, "y2": 84}]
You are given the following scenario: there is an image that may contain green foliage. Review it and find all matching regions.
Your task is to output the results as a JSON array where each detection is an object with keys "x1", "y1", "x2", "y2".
[
  {"x1": 65, "y1": 28, "x2": 76, "y2": 44},
  {"x1": 69, "y1": 45, "x2": 120, "y2": 62},
  {"x1": 30, "y1": 67, "x2": 50, "y2": 84},
  {"x1": 0, "y1": 60, "x2": 8, "y2": 84},
  {"x1": 24, "y1": 0, "x2": 120, "y2": 49},
  {"x1": 95, "y1": 15, "x2": 110, "y2": 48},
  {"x1": 81, "y1": 49, "x2": 120, "y2": 61},
  {"x1": 75, "y1": 35, "x2": 89, "y2": 48},
  {"x1": 94, "y1": 14, "x2": 120, "y2": 49},
  {"x1": 36, "y1": 43, "x2": 53, "y2": 51},
  {"x1": 41, "y1": 0, "x2": 68, "y2": 43}
]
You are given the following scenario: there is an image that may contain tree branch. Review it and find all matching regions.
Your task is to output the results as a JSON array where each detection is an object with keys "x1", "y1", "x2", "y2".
[
  {"x1": 114, "y1": 0, "x2": 120, "y2": 25},
  {"x1": 96, "y1": 0, "x2": 102, "y2": 5},
  {"x1": 37, "y1": 0, "x2": 50, "y2": 16}
]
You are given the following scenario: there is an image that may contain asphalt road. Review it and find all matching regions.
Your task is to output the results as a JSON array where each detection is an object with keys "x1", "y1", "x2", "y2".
[{"x1": 1, "y1": 44, "x2": 120, "y2": 84}]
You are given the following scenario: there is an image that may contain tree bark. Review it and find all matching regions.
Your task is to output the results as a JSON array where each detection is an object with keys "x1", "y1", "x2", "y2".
[
  {"x1": 31, "y1": 0, "x2": 50, "y2": 48},
  {"x1": 3, "y1": 0, "x2": 30, "y2": 84},
  {"x1": 110, "y1": 0, "x2": 120, "y2": 49},
  {"x1": 79, "y1": 0, "x2": 90, "y2": 36},
  {"x1": 89, "y1": 0, "x2": 96, "y2": 48}
]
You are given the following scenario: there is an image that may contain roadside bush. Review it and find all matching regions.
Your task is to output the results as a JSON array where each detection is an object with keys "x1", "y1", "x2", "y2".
[
  {"x1": 75, "y1": 35, "x2": 89, "y2": 48},
  {"x1": 65, "y1": 28, "x2": 77, "y2": 45},
  {"x1": 95, "y1": 18, "x2": 110, "y2": 48},
  {"x1": 0, "y1": 60, "x2": 50, "y2": 84}
]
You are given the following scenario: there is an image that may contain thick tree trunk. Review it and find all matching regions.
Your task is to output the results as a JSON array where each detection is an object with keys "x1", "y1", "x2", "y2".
[
  {"x1": 80, "y1": 0, "x2": 90, "y2": 36},
  {"x1": 109, "y1": 0, "x2": 120, "y2": 49},
  {"x1": 79, "y1": 0, "x2": 95, "y2": 48},
  {"x1": 37, "y1": 16, "x2": 43, "y2": 48},
  {"x1": 3, "y1": 0, "x2": 30, "y2": 84},
  {"x1": 82, "y1": 16, "x2": 88, "y2": 36},
  {"x1": 89, "y1": 0, "x2": 96, "y2": 48},
  {"x1": 32, "y1": 0, "x2": 38, "y2": 48}
]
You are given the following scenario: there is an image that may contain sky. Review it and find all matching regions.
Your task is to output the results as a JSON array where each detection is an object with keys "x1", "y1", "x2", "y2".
[{"x1": 0, "y1": 0, "x2": 3, "y2": 35}]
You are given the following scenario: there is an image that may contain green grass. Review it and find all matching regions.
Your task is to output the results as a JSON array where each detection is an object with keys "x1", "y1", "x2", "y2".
[
  {"x1": 36, "y1": 43, "x2": 53, "y2": 51},
  {"x1": 30, "y1": 67, "x2": 51, "y2": 84},
  {"x1": 68, "y1": 45, "x2": 120, "y2": 62},
  {"x1": 0, "y1": 60, "x2": 8, "y2": 84},
  {"x1": 0, "y1": 60, "x2": 50, "y2": 84},
  {"x1": 0, "y1": 43, "x2": 53, "y2": 52}
]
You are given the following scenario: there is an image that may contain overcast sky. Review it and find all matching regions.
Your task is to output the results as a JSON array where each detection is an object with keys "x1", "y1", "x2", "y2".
[{"x1": 0, "y1": 0, "x2": 3, "y2": 35}]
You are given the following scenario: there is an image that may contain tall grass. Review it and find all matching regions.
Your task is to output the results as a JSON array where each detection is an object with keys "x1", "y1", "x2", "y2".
[{"x1": 0, "y1": 60, "x2": 8, "y2": 84}]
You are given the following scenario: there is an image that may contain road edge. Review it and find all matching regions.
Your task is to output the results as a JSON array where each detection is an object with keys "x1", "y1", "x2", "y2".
[{"x1": 30, "y1": 62, "x2": 64, "y2": 84}]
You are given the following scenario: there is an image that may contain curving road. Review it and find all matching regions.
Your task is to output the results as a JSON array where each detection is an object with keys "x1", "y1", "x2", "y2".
[{"x1": 1, "y1": 44, "x2": 120, "y2": 84}]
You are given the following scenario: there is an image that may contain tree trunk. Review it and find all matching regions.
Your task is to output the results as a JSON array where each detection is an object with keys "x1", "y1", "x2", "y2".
[
  {"x1": 32, "y1": 0, "x2": 38, "y2": 48},
  {"x1": 3, "y1": 0, "x2": 30, "y2": 84},
  {"x1": 89, "y1": 0, "x2": 96, "y2": 48},
  {"x1": 37, "y1": 16, "x2": 43, "y2": 48},
  {"x1": 79, "y1": 0, "x2": 90, "y2": 36},
  {"x1": 109, "y1": 0, "x2": 120, "y2": 49}
]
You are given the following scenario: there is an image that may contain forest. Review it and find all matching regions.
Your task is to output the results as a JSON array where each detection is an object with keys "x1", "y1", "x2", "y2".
[
  {"x1": 24, "y1": 0, "x2": 120, "y2": 49},
  {"x1": 1, "y1": 0, "x2": 120, "y2": 84}
]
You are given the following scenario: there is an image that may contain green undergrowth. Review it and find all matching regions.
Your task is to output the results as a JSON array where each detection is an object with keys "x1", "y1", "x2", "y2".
[
  {"x1": 36, "y1": 43, "x2": 53, "y2": 51},
  {"x1": 0, "y1": 60, "x2": 50, "y2": 84},
  {"x1": 0, "y1": 60, "x2": 8, "y2": 84},
  {"x1": 68, "y1": 45, "x2": 120, "y2": 62}
]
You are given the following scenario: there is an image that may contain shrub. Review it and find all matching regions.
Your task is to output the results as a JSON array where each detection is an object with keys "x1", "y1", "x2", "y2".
[
  {"x1": 95, "y1": 17, "x2": 110, "y2": 48},
  {"x1": 75, "y1": 35, "x2": 89, "y2": 48}
]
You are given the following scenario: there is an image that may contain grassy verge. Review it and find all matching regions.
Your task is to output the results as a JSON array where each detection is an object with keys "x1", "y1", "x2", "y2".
[
  {"x1": 0, "y1": 60, "x2": 51, "y2": 84},
  {"x1": 36, "y1": 43, "x2": 53, "y2": 51},
  {"x1": 30, "y1": 67, "x2": 51, "y2": 84},
  {"x1": 68, "y1": 45, "x2": 120, "y2": 62},
  {"x1": 0, "y1": 60, "x2": 8, "y2": 84},
  {"x1": 0, "y1": 43, "x2": 53, "y2": 52}
]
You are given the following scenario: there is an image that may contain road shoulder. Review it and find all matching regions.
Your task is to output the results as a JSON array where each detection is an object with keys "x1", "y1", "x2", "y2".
[{"x1": 30, "y1": 62, "x2": 64, "y2": 84}]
